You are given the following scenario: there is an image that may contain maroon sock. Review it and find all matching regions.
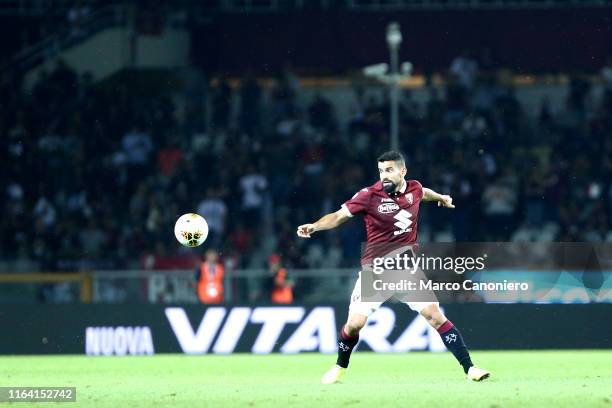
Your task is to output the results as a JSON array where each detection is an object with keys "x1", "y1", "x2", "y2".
[
  {"x1": 437, "y1": 320, "x2": 473, "y2": 374},
  {"x1": 336, "y1": 325, "x2": 359, "y2": 368}
]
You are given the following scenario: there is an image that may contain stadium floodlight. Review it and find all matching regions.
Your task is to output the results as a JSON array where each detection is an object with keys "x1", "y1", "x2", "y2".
[
  {"x1": 363, "y1": 22, "x2": 411, "y2": 151},
  {"x1": 363, "y1": 63, "x2": 389, "y2": 79},
  {"x1": 386, "y1": 22, "x2": 402, "y2": 50},
  {"x1": 387, "y1": 22, "x2": 401, "y2": 151}
]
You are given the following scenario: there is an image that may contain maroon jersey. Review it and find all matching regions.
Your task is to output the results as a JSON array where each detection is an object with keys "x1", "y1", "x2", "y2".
[{"x1": 341, "y1": 179, "x2": 424, "y2": 265}]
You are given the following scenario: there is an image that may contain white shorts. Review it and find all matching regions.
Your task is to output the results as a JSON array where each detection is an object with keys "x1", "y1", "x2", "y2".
[{"x1": 349, "y1": 271, "x2": 438, "y2": 316}]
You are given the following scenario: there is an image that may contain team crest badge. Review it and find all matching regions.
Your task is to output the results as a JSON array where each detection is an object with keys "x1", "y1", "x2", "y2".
[{"x1": 407, "y1": 193, "x2": 413, "y2": 204}]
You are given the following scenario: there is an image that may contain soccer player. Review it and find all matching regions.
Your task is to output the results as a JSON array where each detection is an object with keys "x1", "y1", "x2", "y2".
[{"x1": 296, "y1": 151, "x2": 491, "y2": 384}]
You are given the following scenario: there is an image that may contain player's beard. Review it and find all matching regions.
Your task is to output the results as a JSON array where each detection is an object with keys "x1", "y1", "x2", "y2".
[{"x1": 382, "y1": 180, "x2": 396, "y2": 194}]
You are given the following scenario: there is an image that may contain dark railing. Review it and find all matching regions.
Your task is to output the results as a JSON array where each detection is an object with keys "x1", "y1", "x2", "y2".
[
  {"x1": 0, "y1": 0, "x2": 118, "y2": 16},
  {"x1": 2, "y1": 4, "x2": 127, "y2": 76}
]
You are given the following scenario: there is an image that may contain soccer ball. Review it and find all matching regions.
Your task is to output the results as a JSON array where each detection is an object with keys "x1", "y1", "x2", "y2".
[{"x1": 174, "y1": 213, "x2": 209, "y2": 247}]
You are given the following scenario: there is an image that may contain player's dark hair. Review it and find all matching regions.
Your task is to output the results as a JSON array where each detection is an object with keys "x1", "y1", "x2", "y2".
[{"x1": 377, "y1": 151, "x2": 405, "y2": 166}]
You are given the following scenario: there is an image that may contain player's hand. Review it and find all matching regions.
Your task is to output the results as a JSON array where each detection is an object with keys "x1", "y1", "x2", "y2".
[
  {"x1": 297, "y1": 224, "x2": 316, "y2": 238},
  {"x1": 438, "y1": 195, "x2": 455, "y2": 208}
]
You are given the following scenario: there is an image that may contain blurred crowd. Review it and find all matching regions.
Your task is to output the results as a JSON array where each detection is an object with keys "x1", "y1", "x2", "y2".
[{"x1": 2, "y1": 55, "x2": 612, "y2": 272}]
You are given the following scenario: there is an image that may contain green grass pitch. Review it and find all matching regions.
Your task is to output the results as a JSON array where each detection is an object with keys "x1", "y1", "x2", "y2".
[{"x1": 1, "y1": 351, "x2": 611, "y2": 407}]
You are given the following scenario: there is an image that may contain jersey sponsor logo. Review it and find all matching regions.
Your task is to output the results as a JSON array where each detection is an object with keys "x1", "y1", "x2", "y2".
[
  {"x1": 393, "y1": 209, "x2": 413, "y2": 235},
  {"x1": 381, "y1": 198, "x2": 394, "y2": 203},
  {"x1": 378, "y1": 202, "x2": 400, "y2": 214}
]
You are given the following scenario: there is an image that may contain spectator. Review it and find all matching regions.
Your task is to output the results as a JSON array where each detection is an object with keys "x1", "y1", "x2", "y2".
[
  {"x1": 196, "y1": 188, "x2": 228, "y2": 246},
  {"x1": 212, "y1": 77, "x2": 232, "y2": 130},
  {"x1": 450, "y1": 51, "x2": 478, "y2": 89},
  {"x1": 524, "y1": 171, "x2": 546, "y2": 227},
  {"x1": 158, "y1": 136, "x2": 184, "y2": 176},
  {"x1": 267, "y1": 254, "x2": 294, "y2": 304},
  {"x1": 195, "y1": 249, "x2": 224, "y2": 304},
  {"x1": 79, "y1": 220, "x2": 106, "y2": 257},
  {"x1": 308, "y1": 93, "x2": 335, "y2": 131},
  {"x1": 67, "y1": 0, "x2": 90, "y2": 38},
  {"x1": 33, "y1": 196, "x2": 56, "y2": 230},
  {"x1": 239, "y1": 165, "x2": 268, "y2": 227},
  {"x1": 601, "y1": 56, "x2": 612, "y2": 90},
  {"x1": 122, "y1": 124, "x2": 154, "y2": 188},
  {"x1": 122, "y1": 125, "x2": 154, "y2": 166},
  {"x1": 482, "y1": 177, "x2": 518, "y2": 240}
]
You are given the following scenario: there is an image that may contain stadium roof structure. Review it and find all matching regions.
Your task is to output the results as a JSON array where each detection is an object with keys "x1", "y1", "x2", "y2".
[
  {"x1": 188, "y1": 0, "x2": 612, "y2": 13},
  {"x1": 1, "y1": 0, "x2": 611, "y2": 16},
  {"x1": 345, "y1": 0, "x2": 612, "y2": 11}
]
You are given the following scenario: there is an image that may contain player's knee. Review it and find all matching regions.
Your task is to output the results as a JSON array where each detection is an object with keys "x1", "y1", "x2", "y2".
[
  {"x1": 420, "y1": 305, "x2": 446, "y2": 329},
  {"x1": 345, "y1": 315, "x2": 367, "y2": 336},
  {"x1": 426, "y1": 314, "x2": 446, "y2": 329},
  {"x1": 344, "y1": 322, "x2": 363, "y2": 337}
]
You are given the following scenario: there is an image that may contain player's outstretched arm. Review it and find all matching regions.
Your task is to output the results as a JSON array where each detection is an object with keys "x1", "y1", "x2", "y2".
[
  {"x1": 422, "y1": 187, "x2": 455, "y2": 208},
  {"x1": 297, "y1": 209, "x2": 350, "y2": 238}
]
